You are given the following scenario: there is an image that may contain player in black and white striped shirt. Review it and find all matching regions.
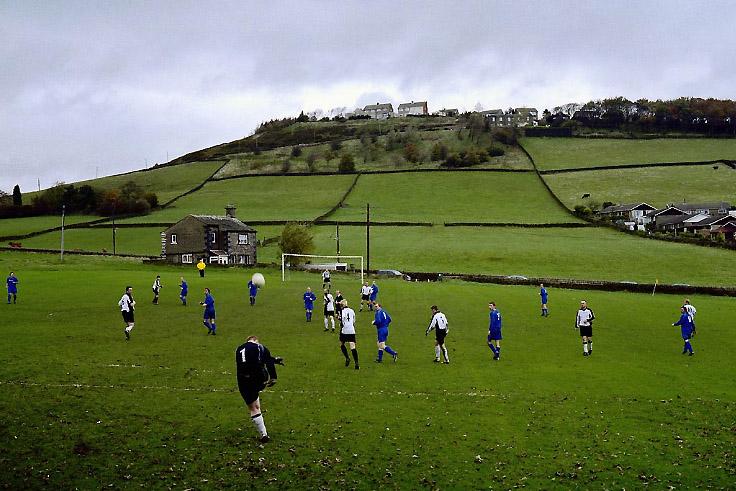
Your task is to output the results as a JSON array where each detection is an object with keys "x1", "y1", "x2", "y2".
[
  {"x1": 339, "y1": 300, "x2": 359, "y2": 369},
  {"x1": 426, "y1": 305, "x2": 450, "y2": 363},
  {"x1": 118, "y1": 286, "x2": 136, "y2": 341}
]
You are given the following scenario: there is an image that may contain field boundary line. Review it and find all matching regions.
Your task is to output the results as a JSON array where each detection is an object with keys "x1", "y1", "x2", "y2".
[
  {"x1": 517, "y1": 141, "x2": 577, "y2": 215},
  {"x1": 312, "y1": 173, "x2": 362, "y2": 223},
  {"x1": 0, "y1": 246, "x2": 156, "y2": 259},
  {"x1": 158, "y1": 160, "x2": 230, "y2": 208},
  {"x1": 539, "y1": 160, "x2": 736, "y2": 174}
]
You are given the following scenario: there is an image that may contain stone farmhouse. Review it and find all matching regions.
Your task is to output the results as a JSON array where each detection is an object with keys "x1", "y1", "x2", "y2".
[
  {"x1": 397, "y1": 101, "x2": 428, "y2": 117},
  {"x1": 362, "y1": 103, "x2": 394, "y2": 119},
  {"x1": 161, "y1": 206, "x2": 257, "y2": 266},
  {"x1": 599, "y1": 202, "x2": 657, "y2": 230},
  {"x1": 480, "y1": 108, "x2": 539, "y2": 127}
]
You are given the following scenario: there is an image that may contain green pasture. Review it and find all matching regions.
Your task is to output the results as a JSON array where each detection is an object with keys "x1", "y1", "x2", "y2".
[
  {"x1": 522, "y1": 138, "x2": 736, "y2": 170},
  {"x1": 330, "y1": 172, "x2": 577, "y2": 224},
  {"x1": 262, "y1": 225, "x2": 736, "y2": 286},
  {"x1": 0, "y1": 253, "x2": 733, "y2": 488},
  {"x1": 19, "y1": 226, "x2": 163, "y2": 256},
  {"x1": 116, "y1": 174, "x2": 356, "y2": 224},
  {"x1": 544, "y1": 165, "x2": 736, "y2": 210},
  {"x1": 68, "y1": 161, "x2": 222, "y2": 203},
  {"x1": 0, "y1": 214, "x2": 99, "y2": 239}
]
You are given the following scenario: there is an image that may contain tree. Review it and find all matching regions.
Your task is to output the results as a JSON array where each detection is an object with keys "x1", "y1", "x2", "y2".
[
  {"x1": 290, "y1": 146, "x2": 302, "y2": 157},
  {"x1": 306, "y1": 152, "x2": 318, "y2": 172},
  {"x1": 279, "y1": 223, "x2": 314, "y2": 263},
  {"x1": 403, "y1": 143, "x2": 420, "y2": 163},
  {"x1": 338, "y1": 153, "x2": 355, "y2": 173},
  {"x1": 12, "y1": 185, "x2": 21, "y2": 206},
  {"x1": 431, "y1": 142, "x2": 449, "y2": 161}
]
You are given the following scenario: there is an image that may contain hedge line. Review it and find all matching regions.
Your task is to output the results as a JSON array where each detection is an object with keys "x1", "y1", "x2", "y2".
[{"x1": 539, "y1": 160, "x2": 736, "y2": 175}]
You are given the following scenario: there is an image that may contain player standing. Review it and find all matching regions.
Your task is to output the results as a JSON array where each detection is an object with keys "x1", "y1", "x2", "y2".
[
  {"x1": 487, "y1": 302, "x2": 502, "y2": 360},
  {"x1": 359, "y1": 282, "x2": 371, "y2": 311},
  {"x1": 540, "y1": 283, "x2": 549, "y2": 317},
  {"x1": 426, "y1": 305, "x2": 450, "y2": 363},
  {"x1": 179, "y1": 277, "x2": 188, "y2": 306},
  {"x1": 152, "y1": 275, "x2": 162, "y2": 304},
  {"x1": 235, "y1": 335, "x2": 284, "y2": 443},
  {"x1": 683, "y1": 298, "x2": 697, "y2": 336},
  {"x1": 248, "y1": 279, "x2": 258, "y2": 306},
  {"x1": 197, "y1": 258, "x2": 206, "y2": 278},
  {"x1": 575, "y1": 300, "x2": 595, "y2": 356},
  {"x1": 673, "y1": 306, "x2": 695, "y2": 356},
  {"x1": 334, "y1": 290, "x2": 345, "y2": 327},
  {"x1": 6, "y1": 271, "x2": 19, "y2": 304},
  {"x1": 339, "y1": 300, "x2": 360, "y2": 369},
  {"x1": 303, "y1": 287, "x2": 316, "y2": 322},
  {"x1": 323, "y1": 289, "x2": 336, "y2": 332},
  {"x1": 201, "y1": 288, "x2": 217, "y2": 335},
  {"x1": 322, "y1": 269, "x2": 331, "y2": 291},
  {"x1": 118, "y1": 286, "x2": 136, "y2": 341},
  {"x1": 369, "y1": 281, "x2": 379, "y2": 311},
  {"x1": 372, "y1": 303, "x2": 398, "y2": 362}
]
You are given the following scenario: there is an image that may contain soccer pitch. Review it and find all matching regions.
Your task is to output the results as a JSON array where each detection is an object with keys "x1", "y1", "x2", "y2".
[{"x1": 0, "y1": 253, "x2": 733, "y2": 488}]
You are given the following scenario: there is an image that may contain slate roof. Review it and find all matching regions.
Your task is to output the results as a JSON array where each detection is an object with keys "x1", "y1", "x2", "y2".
[
  {"x1": 363, "y1": 103, "x2": 393, "y2": 111},
  {"x1": 398, "y1": 101, "x2": 427, "y2": 109},
  {"x1": 190, "y1": 215, "x2": 256, "y2": 232},
  {"x1": 601, "y1": 203, "x2": 656, "y2": 214}
]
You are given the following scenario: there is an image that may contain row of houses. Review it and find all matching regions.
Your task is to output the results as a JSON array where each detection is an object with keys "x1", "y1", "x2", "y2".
[
  {"x1": 599, "y1": 201, "x2": 736, "y2": 241},
  {"x1": 349, "y1": 102, "x2": 539, "y2": 126}
]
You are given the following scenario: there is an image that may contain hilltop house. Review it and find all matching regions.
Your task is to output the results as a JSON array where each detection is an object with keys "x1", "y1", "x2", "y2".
[
  {"x1": 599, "y1": 202, "x2": 656, "y2": 230},
  {"x1": 435, "y1": 108, "x2": 459, "y2": 117},
  {"x1": 480, "y1": 108, "x2": 539, "y2": 127},
  {"x1": 363, "y1": 103, "x2": 394, "y2": 119},
  {"x1": 397, "y1": 101, "x2": 428, "y2": 117},
  {"x1": 161, "y1": 206, "x2": 257, "y2": 266},
  {"x1": 646, "y1": 202, "x2": 734, "y2": 234}
]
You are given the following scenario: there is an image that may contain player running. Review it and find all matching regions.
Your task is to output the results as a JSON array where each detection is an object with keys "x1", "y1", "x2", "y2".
[
  {"x1": 179, "y1": 277, "x2": 188, "y2": 306},
  {"x1": 323, "y1": 289, "x2": 336, "y2": 332},
  {"x1": 683, "y1": 298, "x2": 697, "y2": 336},
  {"x1": 487, "y1": 302, "x2": 502, "y2": 360},
  {"x1": 359, "y1": 282, "x2": 371, "y2": 311},
  {"x1": 540, "y1": 283, "x2": 549, "y2": 317},
  {"x1": 235, "y1": 335, "x2": 284, "y2": 443},
  {"x1": 6, "y1": 271, "x2": 19, "y2": 304},
  {"x1": 334, "y1": 290, "x2": 345, "y2": 327},
  {"x1": 426, "y1": 305, "x2": 450, "y2": 363},
  {"x1": 673, "y1": 306, "x2": 695, "y2": 356},
  {"x1": 303, "y1": 287, "x2": 317, "y2": 322},
  {"x1": 322, "y1": 269, "x2": 331, "y2": 291},
  {"x1": 575, "y1": 300, "x2": 595, "y2": 356},
  {"x1": 369, "y1": 281, "x2": 379, "y2": 311},
  {"x1": 152, "y1": 275, "x2": 162, "y2": 304},
  {"x1": 372, "y1": 303, "x2": 398, "y2": 363},
  {"x1": 118, "y1": 286, "x2": 136, "y2": 341},
  {"x1": 339, "y1": 300, "x2": 360, "y2": 369},
  {"x1": 201, "y1": 288, "x2": 217, "y2": 335},
  {"x1": 248, "y1": 279, "x2": 258, "y2": 306}
]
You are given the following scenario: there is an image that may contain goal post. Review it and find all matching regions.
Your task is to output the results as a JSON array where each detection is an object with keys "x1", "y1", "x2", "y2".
[{"x1": 281, "y1": 253, "x2": 364, "y2": 284}]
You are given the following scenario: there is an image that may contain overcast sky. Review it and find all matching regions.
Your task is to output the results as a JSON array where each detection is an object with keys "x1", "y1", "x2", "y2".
[{"x1": 1, "y1": 0, "x2": 734, "y2": 193}]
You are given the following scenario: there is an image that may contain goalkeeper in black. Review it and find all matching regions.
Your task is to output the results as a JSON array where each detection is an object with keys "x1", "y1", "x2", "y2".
[{"x1": 235, "y1": 335, "x2": 283, "y2": 443}]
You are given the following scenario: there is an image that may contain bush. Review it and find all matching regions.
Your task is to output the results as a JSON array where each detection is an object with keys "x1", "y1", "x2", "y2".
[
  {"x1": 338, "y1": 153, "x2": 355, "y2": 173},
  {"x1": 306, "y1": 153, "x2": 318, "y2": 173},
  {"x1": 491, "y1": 127, "x2": 517, "y2": 145},
  {"x1": 431, "y1": 143, "x2": 449, "y2": 161},
  {"x1": 281, "y1": 160, "x2": 292, "y2": 173},
  {"x1": 330, "y1": 141, "x2": 342, "y2": 151},
  {"x1": 290, "y1": 146, "x2": 302, "y2": 157},
  {"x1": 143, "y1": 192, "x2": 158, "y2": 209},
  {"x1": 488, "y1": 145, "x2": 505, "y2": 157},
  {"x1": 279, "y1": 223, "x2": 314, "y2": 262},
  {"x1": 403, "y1": 143, "x2": 420, "y2": 163}
]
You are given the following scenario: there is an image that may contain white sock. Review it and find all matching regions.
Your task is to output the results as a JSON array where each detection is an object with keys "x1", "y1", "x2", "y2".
[
  {"x1": 434, "y1": 345, "x2": 441, "y2": 359},
  {"x1": 324, "y1": 318, "x2": 328, "y2": 329},
  {"x1": 251, "y1": 413, "x2": 267, "y2": 437},
  {"x1": 442, "y1": 346, "x2": 449, "y2": 362},
  {"x1": 583, "y1": 342, "x2": 589, "y2": 353},
  {"x1": 126, "y1": 323, "x2": 134, "y2": 333},
  {"x1": 588, "y1": 341, "x2": 593, "y2": 351},
  {"x1": 331, "y1": 317, "x2": 335, "y2": 330}
]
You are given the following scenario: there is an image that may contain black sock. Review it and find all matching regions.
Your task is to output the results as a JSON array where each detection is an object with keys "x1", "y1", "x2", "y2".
[
  {"x1": 340, "y1": 345, "x2": 349, "y2": 360},
  {"x1": 351, "y1": 348, "x2": 359, "y2": 365}
]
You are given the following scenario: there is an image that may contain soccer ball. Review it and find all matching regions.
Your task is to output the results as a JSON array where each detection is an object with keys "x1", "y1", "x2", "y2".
[{"x1": 251, "y1": 273, "x2": 265, "y2": 288}]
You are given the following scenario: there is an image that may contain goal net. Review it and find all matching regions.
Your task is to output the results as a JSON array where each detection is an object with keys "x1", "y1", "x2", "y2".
[{"x1": 281, "y1": 253, "x2": 364, "y2": 284}]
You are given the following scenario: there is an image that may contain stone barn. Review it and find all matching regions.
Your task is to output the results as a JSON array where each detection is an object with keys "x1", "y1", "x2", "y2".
[{"x1": 161, "y1": 206, "x2": 257, "y2": 266}]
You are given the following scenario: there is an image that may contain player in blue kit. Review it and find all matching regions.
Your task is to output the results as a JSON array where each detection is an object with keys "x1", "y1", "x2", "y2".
[
  {"x1": 372, "y1": 303, "x2": 398, "y2": 362},
  {"x1": 539, "y1": 283, "x2": 549, "y2": 317},
  {"x1": 6, "y1": 272, "x2": 18, "y2": 304},
  {"x1": 369, "y1": 281, "x2": 379, "y2": 311},
  {"x1": 179, "y1": 277, "x2": 188, "y2": 306},
  {"x1": 487, "y1": 302, "x2": 502, "y2": 360},
  {"x1": 303, "y1": 287, "x2": 317, "y2": 322},
  {"x1": 673, "y1": 306, "x2": 695, "y2": 356},
  {"x1": 247, "y1": 280, "x2": 258, "y2": 306},
  {"x1": 200, "y1": 287, "x2": 217, "y2": 335}
]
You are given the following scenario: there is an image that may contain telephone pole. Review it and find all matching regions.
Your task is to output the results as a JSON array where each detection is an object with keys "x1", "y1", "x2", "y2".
[
  {"x1": 60, "y1": 205, "x2": 65, "y2": 261},
  {"x1": 366, "y1": 203, "x2": 370, "y2": 272}
]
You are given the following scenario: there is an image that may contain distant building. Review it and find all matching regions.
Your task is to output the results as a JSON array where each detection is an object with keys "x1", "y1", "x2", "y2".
[
  {"x1": 512, "y1": 107, "x2": 539, "y2": 126},
  {"x1": 161, "y1": 205, "x2": 257, "y2": 266},
  {"x1": 599, "y1": 202, "x2": 656, "y2": 230},
  {"x1": 397, "y1": 101, "x2": 428, "y2": 117},
  {"x1": 363, "y1": 103, "x2": 394, "y2": 119},
  {"x1": 435, "y1": 108, "x2": 459, "y2": 117},
  {"x1": 480, "y1": 109, "x2": 510, "y2": 127},
  {"x1": 480, "y1": 108, "x2": 538, "y2": 127}
]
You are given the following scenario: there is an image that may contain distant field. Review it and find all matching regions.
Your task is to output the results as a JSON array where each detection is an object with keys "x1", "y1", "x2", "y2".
[
  {"x1": 329, "y1": 172, "x2": 577, "y2": 224},
  {"x1": 0, "y1": 214, "x2": 99, "y2": 239},
  {"x1": 522, "y1": 138, "x2": 736, "y2": 170},
  {"x1": 116, "y1": 174, "x2": 356, "y2": 224},
  {"x1": 545, "y1": 165, "x2": 736, "y2": 209},
  {"x1": 52, "y1": 161, "x2": 223, "y2": 203},
  {"x1": 18, "y1": 227, "x2": 163, "y2": 256},
  {"x1": 0, "y1": 253, "x2": 733, "y2": 488},
  {"x1": 260, "y1": 225, "x2": 736, "y2": 286}
]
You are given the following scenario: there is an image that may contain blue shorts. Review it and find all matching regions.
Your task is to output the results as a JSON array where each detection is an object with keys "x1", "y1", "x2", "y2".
[
  {"x1": 681, "y1": 327, "x2": 692, "y2": 340},
  {"x1": 369, "y1": 295, "x2": 377, "y2": 301},
  {"x1": 376, "y1": 327, "x2": 389, "y2": 343},
  {"x1": 541, "y1": 297, "x2": 548, "y2": 304},
  {"x1": 204, "y1": 309, "x2": 216, "y2": 320},
  {"x1": 305, "y1": 303, "x2": 314, "y2": 311},
  {"x1": 488, "y1": 329, "x2": 502, "y2": 341}
]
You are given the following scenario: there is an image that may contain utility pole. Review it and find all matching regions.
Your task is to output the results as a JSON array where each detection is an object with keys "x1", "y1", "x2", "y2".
[
  {"x1": 112, "y1": 203, "x2": 117, "y2": 256},
  {"x1": 336, "y1": 222, "x2": 340, "y2": 261},
  {"x1": 366, "y1": 203, "x2": 370, "y2": 272},
  {"x1": 60, "y1": 205, "x2": 65, "y2": 261}
]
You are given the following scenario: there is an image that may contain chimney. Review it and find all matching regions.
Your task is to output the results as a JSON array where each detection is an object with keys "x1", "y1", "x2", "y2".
[{"x1": 225, "y1": 205, "x2": 236, "y2": 218}]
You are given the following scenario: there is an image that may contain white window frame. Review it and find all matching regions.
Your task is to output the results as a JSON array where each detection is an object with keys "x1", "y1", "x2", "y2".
[
  {"x1": 209, "y1": 232, "x2": 216, "y2": 243},
  {"x1": 181, "y1": 253, "x2": 193, "y2": 264},
  {"x1": 171, "y1": 234, "x2": 177, "y2": 245},
  {"x1": 238, "y1": 233, "x2": 248, "y2": 245}
]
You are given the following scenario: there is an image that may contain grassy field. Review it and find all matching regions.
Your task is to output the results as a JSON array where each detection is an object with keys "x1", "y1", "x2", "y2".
[
  {"x1": 261, "y1": 225, "x2": 736, "y2": 286},
  {"x1": 19, "y1": 226, "x2": 164, "y2": 256},
  {"x1": 544, "y1": 165, "x2": 736, "y2": 210},
  {"x1": 0, "y1": 214, "x2": 100, "y2": 239},
  {"x1": 329, "y1": 172, "x2": 578, "y2": 224},
  {"x1": 116, "y1": 174, "x2": 356, "y2": 224},
  {"x1": 0, "y1": 252, "x2": 733, "y2": 489},
  {"x1": 522, "y1": 138, "x2": 736, "y2": 170}
]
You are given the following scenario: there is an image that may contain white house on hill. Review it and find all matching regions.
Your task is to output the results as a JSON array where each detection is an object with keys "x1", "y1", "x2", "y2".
[{"x1": 397, "y1": 101, "x2": 428, "y2": 117}]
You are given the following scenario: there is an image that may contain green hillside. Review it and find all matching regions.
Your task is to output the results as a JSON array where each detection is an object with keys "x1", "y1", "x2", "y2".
[{"x1": 522, "y1": 137, "x2": 736, "y2": 170}]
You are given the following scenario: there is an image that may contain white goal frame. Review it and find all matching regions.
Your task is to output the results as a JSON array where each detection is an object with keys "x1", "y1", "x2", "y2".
[{"x1": 281, "y1": 253, "x2": 364, "y2": 283}]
